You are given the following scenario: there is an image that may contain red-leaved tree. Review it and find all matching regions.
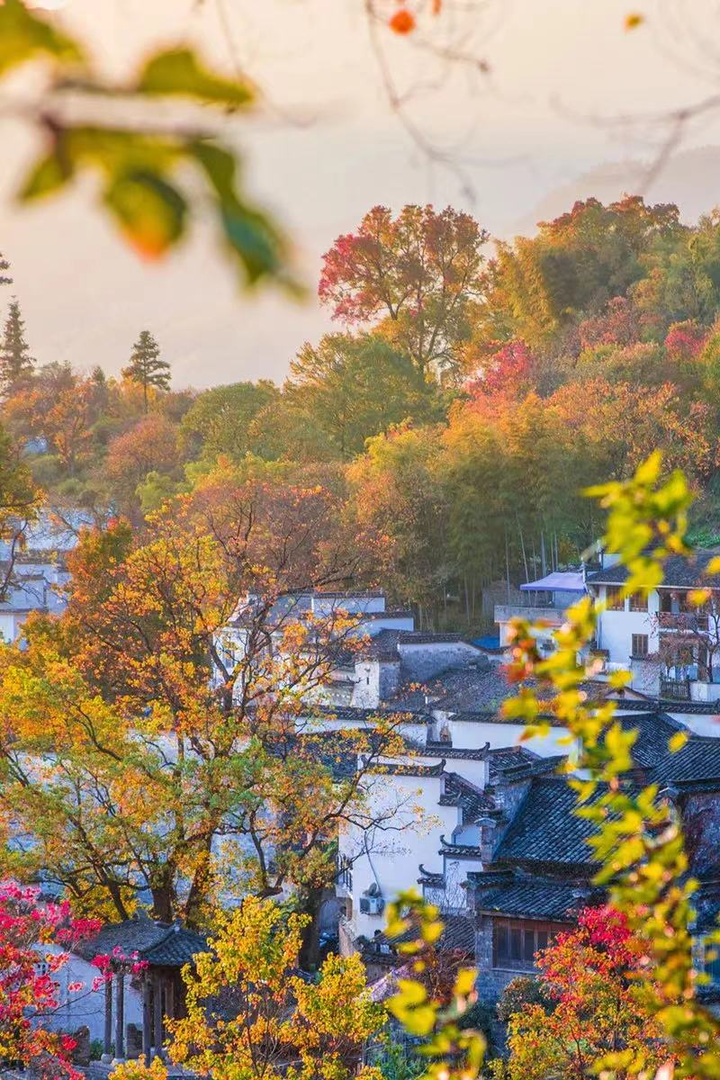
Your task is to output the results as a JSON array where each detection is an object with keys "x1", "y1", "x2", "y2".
[
  {"x1": 497, "y1": 906, "x2": 671, "y2": 1080},
  {"x1": 319, "y1": 204, "x2": 488, "y2": 380}
]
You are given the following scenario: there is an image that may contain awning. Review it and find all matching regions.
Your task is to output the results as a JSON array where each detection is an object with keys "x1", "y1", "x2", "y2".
[{"x1": 520, "y1": 571, "x2": 585, "y2": 592}]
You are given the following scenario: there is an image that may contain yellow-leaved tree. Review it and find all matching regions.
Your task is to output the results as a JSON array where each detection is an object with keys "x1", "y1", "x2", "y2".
[{"x1": 114, "y1": 897, "x2": 385, "y2": 1080}]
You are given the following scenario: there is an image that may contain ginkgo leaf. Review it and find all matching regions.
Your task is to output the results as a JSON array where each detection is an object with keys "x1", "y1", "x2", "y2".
[{"x1": 17, "y1": 150, "x2": 73, "y2": 202}]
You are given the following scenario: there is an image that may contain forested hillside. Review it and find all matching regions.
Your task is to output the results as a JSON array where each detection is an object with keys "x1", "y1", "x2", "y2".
[{"x1": 4, "y1": 195, "x2": 720, "y2": 629}]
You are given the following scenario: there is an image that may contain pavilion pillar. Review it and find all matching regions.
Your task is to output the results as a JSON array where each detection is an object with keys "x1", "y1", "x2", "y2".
[
  {"x1": 152, "y1": 971, "x2": 164, "y2": 1059},
  {"x1": 165, "y1": 976, "x2": 175, "y2": 1023},
  {"x1": 143, "y1": 976, "x2": 152, "y2": 1066},
  {"x1": 101, "y1": 976, "x2": 113, "y2": 1063},
  {"x1": 112, "y1": 972, "x2": 125, "y2": 1064}
]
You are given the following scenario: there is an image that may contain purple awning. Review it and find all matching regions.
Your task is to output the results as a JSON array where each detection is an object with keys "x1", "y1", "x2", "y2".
[{"x1": 520, "y1": 571, "x2": 585, "y2": 592}]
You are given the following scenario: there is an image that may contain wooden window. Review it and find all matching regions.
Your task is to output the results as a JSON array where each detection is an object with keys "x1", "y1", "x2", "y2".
[
  {"x1": 605, "y1": 587, "x2": 625, "y2": 611},
  {"x1": 631, "y1": 634, "x2": 649, "y2": 657},
  {"x1": 629, "y1": 593, "x2": 648, "y2": 612},
  {"x1": 492, "y1": 919, "x2": 568, "y2": 972}
]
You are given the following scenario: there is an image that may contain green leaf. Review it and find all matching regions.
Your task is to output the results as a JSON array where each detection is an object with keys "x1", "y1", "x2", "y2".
[
  {"x1": 137, "y1": 47, "x2": 254, "y2": 108},
  {"x1": 0, "y1": 0, "x2": 83, "y2": 77},
  {"x1": 103, "y1": 170, "x2": 187, "y2": 258},
  {"x1": 17, "y1": 150, "x2": 72, "y2": 202},
  {"x1": 189, "y1": 141, "x2": 286, "y2": 285}
]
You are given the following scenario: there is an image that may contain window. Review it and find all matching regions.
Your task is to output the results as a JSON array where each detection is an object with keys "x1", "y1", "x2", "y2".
[
  {"x1": 492, "y1": 919, "x2": 567, "y2": 971},
  {"x1": 337, "y1": 855, "x2": 353, "y2": 890},
  {"x1": 605, "y1": 587, "x2": 625, "y2": 611},
  {"x1": 629, "y1": 593, "x2": 648, "y2": 612},
  {"x1": 631, "y1": 634, "x2": 649, "y2": 658}
]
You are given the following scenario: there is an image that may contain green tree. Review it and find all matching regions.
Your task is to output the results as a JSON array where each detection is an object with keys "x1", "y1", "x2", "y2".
[
  {"x1": 0, "y1": 299, "x2": 35, "y2": 397},
  {"x1": 122, "y1": 330, "x2": 171, "y2": 412},
  {"x1": 0, "y1": 252, "x2": 11, "y2": 288},
  {"x1": 179, "y1": 379, "x2": 279, "y2": 461},
  {"x1": 286, "y1": 332, "x2": 442, "y2": 459}
]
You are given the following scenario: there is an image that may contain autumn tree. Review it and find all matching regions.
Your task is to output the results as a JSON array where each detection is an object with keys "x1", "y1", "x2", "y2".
[
  {"x1": 0, "y1": 881, "x2": 101, "y2": 1080},
  {"x1": 497, "y1": 908, "x2": 668, "y2": 1080},
  {"x1": 103, "y1": 413, "x2": 181, "y2": 516},
  {"x1": 478, "y1": 197, "x2": 684, "y2": 352},
  {"x1": 319, "y1": 205, "x2": 488, "y2": 381},
  {"x1": 0, "y1": 472, "x2": 406, "y2": 937},
  {"x1": 0, "y1": 422, "x2": 41, "y2": 602},
  {"x1": 122, "y1": 331, "x2": 171, "y2": 412},
  {"x1": 114, "y1": 897, "x2": 384, "y2": 1080},
  {"x1": 0, "y1": 298, "x2": 35, "y2": 397}
]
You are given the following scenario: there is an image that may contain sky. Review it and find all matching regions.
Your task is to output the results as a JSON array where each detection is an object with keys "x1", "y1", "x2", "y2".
[{"x1": 3, "y1": 0, "x2": 720, "y2": 388}]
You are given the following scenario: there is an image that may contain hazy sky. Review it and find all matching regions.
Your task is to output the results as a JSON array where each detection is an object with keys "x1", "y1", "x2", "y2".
[{"x1": 3, "y1": 0, "x2": 720, "y2": 388}]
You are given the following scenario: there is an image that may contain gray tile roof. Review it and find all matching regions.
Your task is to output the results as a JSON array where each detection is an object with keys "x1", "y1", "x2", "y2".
[
  {"x1": 367, "y1": 759, "x2": 446, "y2": 778},
  {"x1": 493, "y1": 778, "x2": 602, "y2": 869},
  {"x1": 417, "y1": 865, "x2": 445, "y2": 887},
  {"x1": 618, "y1": 711, "x2": 688, "y2": 769},
  {"x1": 587, "y1": 551, "x2": 720, "y2": 589},
  {"x1": 442, "y1": 773, "x2": 496, "y2": 821},
  {"x1": 390, "y1": 663, "x2": 530, "y2": 713},
  {"x1": 473, "y1": 877, "x2": 595, "y2": 920},
  {"x1": 439, "y1": 839, "x2": 484, "y2": 857},
  {"x1": 77, "y1": 916, "x2": 208, "y2": 968},
  {"x1": 653, "y1": 736, "x2": 720, "y2": 787},
  {"x1": 367, "y1": 912, "x2": 475, "y2": 956}
]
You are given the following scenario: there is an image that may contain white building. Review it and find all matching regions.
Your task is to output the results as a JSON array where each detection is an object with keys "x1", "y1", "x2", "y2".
[
  {"x1": 0, "y1": 511, "x2": 94, "y2": 643},
  {"x1": 34, "y1": 943, "x2": 142, "y2": 1046},
  {"x1": 586, "y1": 550, "x2": 720, "y2": 704},
  {"x1": 336, "y1": 708, "x2": 572, "y2": 951}
]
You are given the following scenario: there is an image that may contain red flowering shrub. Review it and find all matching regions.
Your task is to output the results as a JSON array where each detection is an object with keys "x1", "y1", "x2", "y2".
[{"x1": 0, "y1": 881, "x2": 100, "y2": 1079}]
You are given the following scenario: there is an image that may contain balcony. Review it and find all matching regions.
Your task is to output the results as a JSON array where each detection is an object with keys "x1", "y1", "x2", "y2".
[
  {"x1": 658, "y1": 611, "x2": 709, "y2": 632},
  {"x1": 660, "y1": 677, "x2": 691, "y2": 701},
  {"x1": 495, "y1": 604, "x2": 565, "y2": 626}
]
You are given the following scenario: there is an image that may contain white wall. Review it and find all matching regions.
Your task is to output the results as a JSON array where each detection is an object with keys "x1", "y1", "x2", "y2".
[
  {"x1": 34, "y1": 945, "x2": 142, "y2": 1044},
  {"x1": 339, "y1": 771, "x2": 457, "y2": 940},
  {"x1": 595, "y1": 587, "x2": 659, "y2": 670},
  {"x1": 438, "y1": 714, "x2": 574, "y2": 758}
]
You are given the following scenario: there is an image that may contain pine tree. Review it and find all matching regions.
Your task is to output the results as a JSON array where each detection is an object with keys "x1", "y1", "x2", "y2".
[
  {"x1": 0, "y1": 252, "x2": 11, "y2": 288},
  {"x1": 0, "y1": 299, "x2": 35, "y2": 397},
  {"x1": 121, "y1": 330, "x2": 171, "y2": 412}
]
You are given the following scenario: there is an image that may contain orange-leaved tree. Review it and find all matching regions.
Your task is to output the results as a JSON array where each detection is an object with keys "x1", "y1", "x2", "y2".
[{"x1": 0, "y1": 466, "x2": 408, "y2": 948}]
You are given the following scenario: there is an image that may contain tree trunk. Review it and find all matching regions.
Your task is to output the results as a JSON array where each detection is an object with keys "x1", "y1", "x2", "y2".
[
  {"x1": 297, "y1": 887, "x2": 330, "y2": 971},
  {"x1": 150, "y1": 882, "x2": 174, "y2": 924}
]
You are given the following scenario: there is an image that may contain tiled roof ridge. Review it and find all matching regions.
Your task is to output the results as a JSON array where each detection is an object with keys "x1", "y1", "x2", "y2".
[
  {"x1": 365, "y1": 758, "x2": 446, "y2": 778},
  {"x1": 439, "y1": 836, "x2": 484, "y2": 857}
]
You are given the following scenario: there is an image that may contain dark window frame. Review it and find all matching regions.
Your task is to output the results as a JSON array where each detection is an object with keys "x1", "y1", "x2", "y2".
[
  {"x1": 492, "y1": 918, "x2": 568, "y2": 972},
  {"x1": 605, "y1": 586, "x2": 625, "y2": 611},
  {"x1": 631, "y1": 633, "x2": 649, "y2": 658}
]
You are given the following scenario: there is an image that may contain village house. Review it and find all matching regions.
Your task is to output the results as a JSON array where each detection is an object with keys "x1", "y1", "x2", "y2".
[
  {"x1": 345, "y1": 697, "x2": 720, "y2": 1008},
  {"x1": 585, "y1": 550, "x2": 720, "y2": 704},
  {"x1": 0, "y1": 511, "x2": 93, "y2": 643}
]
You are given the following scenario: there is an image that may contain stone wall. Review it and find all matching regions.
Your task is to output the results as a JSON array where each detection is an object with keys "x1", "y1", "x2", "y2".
[{"x1": 474, "y1": 913, "x2": 518, "y2": 1003}]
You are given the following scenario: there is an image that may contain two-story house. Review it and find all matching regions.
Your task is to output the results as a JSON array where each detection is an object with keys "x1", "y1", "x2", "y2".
[{"x1": 586, "y1": 551, "x2": 720, "y2": 703}]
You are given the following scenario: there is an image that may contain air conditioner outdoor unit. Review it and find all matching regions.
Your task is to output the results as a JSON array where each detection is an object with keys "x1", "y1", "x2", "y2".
[{"x1": 359, "y1": 894, "x2": 385, "y2": 916}]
